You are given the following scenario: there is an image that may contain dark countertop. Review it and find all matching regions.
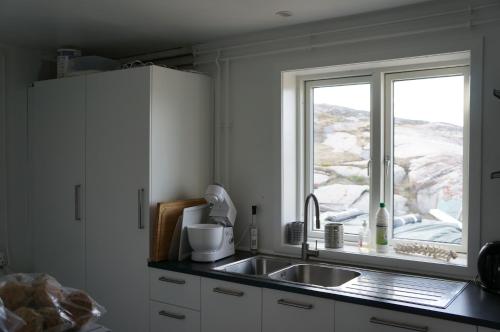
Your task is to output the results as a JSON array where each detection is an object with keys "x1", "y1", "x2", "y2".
[{"x1": 148, "y1": 251, "x2": 500, "y2": 330}]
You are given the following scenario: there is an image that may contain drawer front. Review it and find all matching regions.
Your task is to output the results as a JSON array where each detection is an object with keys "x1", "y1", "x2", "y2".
[
  {"x1": 262, "y1": 288, "x2": 334, "y2": 332},
  {"x1": 149, "y1": 268, "x2": 201, "y2": 310},
  {"x1": 150, "y1": 300, "x2": 200, "y2": 332},
  {"x1": 335, "y1": 302, "x2": 476, "y2": 332},
  {"x1": 201, "y1": 278, "x2": 262, "y2": 332}
]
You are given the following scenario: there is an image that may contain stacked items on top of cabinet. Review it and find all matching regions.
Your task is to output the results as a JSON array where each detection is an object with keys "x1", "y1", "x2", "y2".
[{"x1": 29, "y1": 65, "x2": 212, "y2": 332}]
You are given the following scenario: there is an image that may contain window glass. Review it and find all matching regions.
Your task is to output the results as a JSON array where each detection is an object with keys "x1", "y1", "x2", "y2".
[
  {"x1": 312, "y1": 83, "x2": 371, "y2": 235},
  {"x1": 391, "y1": 75, "x2": 465, "y2": 245}
]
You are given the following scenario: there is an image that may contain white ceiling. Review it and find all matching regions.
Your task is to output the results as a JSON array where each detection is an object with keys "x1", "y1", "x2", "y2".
[{"x1": 0, "y1": 0, "x2": 430, "y2": 58}]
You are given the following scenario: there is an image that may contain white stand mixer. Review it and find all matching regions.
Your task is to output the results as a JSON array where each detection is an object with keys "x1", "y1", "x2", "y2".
[{"x1": 187, "y1": 185, "x2": 237, "y2": 262}]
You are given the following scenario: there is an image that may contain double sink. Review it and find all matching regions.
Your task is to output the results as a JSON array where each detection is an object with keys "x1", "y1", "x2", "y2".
[
  {"x1": 214, "y1": 256, "x2": 360, "y2": 288},
  {"x1": 213, "y1": 255, "x2": 468, "y2": 309}
]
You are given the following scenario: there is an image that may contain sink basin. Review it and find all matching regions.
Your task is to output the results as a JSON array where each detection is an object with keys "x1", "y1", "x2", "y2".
[
  {"x1": 215, "y1": 256, "x2": 292, "y2": 276},
  {"x1": 268, "y1": 264, "x2": 360, "y2": 288}
]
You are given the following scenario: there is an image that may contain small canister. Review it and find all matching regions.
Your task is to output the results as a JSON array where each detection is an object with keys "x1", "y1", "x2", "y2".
[
  {"x1": 286, "y1": 221, "x2": 304, "y2": 245},
  {"x1": 324, "y1": 223, "x2": 343, "y2": 249}
]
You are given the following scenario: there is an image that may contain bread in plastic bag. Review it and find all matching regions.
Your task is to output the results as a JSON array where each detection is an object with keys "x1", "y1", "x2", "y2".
[{"x1": 0, "y1": 273, "x2": 105, "y2": 332}]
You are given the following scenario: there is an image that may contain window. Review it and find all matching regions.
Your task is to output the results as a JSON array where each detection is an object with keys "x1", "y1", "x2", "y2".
[{"x1": 304, "y1": 64, "x2": 469, "y2": 253}]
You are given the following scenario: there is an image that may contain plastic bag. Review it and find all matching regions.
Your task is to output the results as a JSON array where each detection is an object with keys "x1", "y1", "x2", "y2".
[{"x1": 0, "y1": 273, "x2": 106, "y2": 332}]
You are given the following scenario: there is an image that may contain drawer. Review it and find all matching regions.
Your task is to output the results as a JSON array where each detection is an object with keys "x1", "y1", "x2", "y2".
[
  {"x1": 149, "y1": 268, "x2": 201, "y2": 310},
  {"x1": 150, "y1": 300, "x2": 200, "y2": 332},
  {"x1": 262, "y1": 288, "x2": 334, "y2": 332},
  {"x1": 335, "y1": 302, "x2": 476, "y2": 332}
]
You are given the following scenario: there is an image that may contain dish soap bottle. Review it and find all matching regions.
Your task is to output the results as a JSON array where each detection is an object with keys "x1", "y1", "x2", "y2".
[
  {"x1": 250, "y1": 205, "x2": 258, "y2": 254},
  {"x1": 376, "y1": 203, "x2": 389, "y2": 253},
  {"x1": 358, "y1": 220, "x2": 371, "y2": 253}
]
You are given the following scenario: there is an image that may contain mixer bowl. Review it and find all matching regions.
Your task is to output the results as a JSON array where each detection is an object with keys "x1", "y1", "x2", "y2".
[{"x1": 187, "y1": 224, "x2": 223, "y2": 252}]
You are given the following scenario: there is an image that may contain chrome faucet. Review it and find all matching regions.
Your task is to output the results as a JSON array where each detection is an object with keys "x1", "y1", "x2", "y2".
[{"x1": 302, "y1": 193, "x2": 321, "y2": 260}]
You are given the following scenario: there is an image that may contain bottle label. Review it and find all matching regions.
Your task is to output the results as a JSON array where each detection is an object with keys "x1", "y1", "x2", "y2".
[{"x1": 376, "y1": 225, "x2": 388, "y2": 245}]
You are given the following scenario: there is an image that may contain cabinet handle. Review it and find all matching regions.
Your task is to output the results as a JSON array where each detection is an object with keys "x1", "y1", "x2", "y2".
[
  {"x1": 370, "y1": 317, "x2": 428, "y2": 332},
  {"x1": 74, "y1": 185, "x2": 82, "y2": 221},
  {"x1": 138, "y1": 188, "x2": 145, "y2": 229},
  {"x1": 159, "y1": 276, "x2": 186, "y2": 285},
  {"x1": 159, "y1": 310, "x2": 185, "y2": 320},
  {"x1": 277, "y1": 299, "x2": 313, "y2": 310},
  {"x1": 213, "y1": 287, "x2": 245, "y2": 297}
]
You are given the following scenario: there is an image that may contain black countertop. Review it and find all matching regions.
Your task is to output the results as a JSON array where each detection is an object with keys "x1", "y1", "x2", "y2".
[{"x1": 148, "y1": 252, "x2": 500, "y2": 330}]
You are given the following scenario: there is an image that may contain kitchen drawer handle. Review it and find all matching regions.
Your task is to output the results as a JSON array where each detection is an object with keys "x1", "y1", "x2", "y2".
[
  {"x1": 370, "y1": 317, "x2": 428, "y2": 332},
  {"x1": 158, "y1": 276, "x2": 186, "y2": 285},
  {"x1": 159, "y1": 310, "x2": 186, "y2": 320},
  {"x1": 213, "y1": 287, "x2": 245, "y2": 297},
  {"x1": 74, "y1": 185, "x2": 82, "y2": 221},
  {"x1": 277, "y1": 299, "x2": 314, "y2": 310}
]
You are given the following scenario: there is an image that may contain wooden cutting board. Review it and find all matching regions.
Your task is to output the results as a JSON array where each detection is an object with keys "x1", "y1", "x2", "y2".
[{"x1": 150, "y1": 198, "x2": 206, "y2": 262}]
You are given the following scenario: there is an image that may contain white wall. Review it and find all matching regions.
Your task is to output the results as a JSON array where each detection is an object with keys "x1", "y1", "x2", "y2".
[
  {"x1": 194, "y1": 0, "x2": 500, "y2": 266},
  {"x1": 0, "y1": 44, "x2": 53, "y2": 272}
]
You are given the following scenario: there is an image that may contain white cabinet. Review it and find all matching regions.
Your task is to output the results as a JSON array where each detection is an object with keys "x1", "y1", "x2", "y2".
[
  {"x1": 201, "y1": 278, "x2": 262, "y2": 332},
  {"x1": 335, "y1": 302, "x2": 476, "y2": 332},
  {"x1": 30, "y1": 66, "x2": 212, "y2": 332},
  {"x1": 262, "y1": 288, "x2": 334, "y2": 332},
  {"x1": 30, "y1": 76, "x2": 86, "y2": 289},
  {"x1": 150, "y1": 300, "x2": 200, "y2": 332}
]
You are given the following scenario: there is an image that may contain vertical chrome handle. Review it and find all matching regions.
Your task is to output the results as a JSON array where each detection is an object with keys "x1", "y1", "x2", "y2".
[
  {"x1": 370, "y1": 317, "x2": 428, "y2": 332},
  {"x1": 367, "y1": 159, "x2": 371, "y2": 176},
  {"x1": 138, "y1": 188, "x2": 145, "y2": 229},
  {"x1": 74, "y1": 185, "x2": 81, "y2": 221}
]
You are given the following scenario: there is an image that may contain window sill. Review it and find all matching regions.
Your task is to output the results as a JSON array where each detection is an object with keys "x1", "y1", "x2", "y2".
[{"x1": 275, "y1": 241, "x2": 469, "y2": 279}]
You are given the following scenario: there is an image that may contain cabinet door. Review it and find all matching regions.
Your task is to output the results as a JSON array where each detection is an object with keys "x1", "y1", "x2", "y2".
[
  {"x1": 201, "y1": 278, "x2": 261, "y2": 332},
  {"x1": 262, "y1": 288, "x2": 334, "y2": 332},
  {"x1": 149, "y1": 269, "x2": 201, "y2": 310},
  {"x1": 150, "y1": 301, "x2": 200, "y2": 332},
  {"x1": 335, "y1": 302, "x2": 476, "y2": 332},
  {"x1": 30, "y1": 77, "x2": 86, "y2": 289},
  {"x1": 85, "y1": 68, "x2": 151, "y2": 332}
]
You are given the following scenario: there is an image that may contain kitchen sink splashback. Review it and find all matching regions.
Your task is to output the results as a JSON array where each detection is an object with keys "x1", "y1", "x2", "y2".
[{"x1": 214, "y1": 256, "x2": 467, "y2": 309}]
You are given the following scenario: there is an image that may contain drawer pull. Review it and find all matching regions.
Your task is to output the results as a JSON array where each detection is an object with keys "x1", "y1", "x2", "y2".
[
  {"x1": 158, "y1": 276, "x2": 186, "y2": 285},
  {"x1": 277, "y1": 299, "x2": 314, "y2": 310},
  {"x1": 370, "y1": 317, "x2": 428, "y2": 332},
  {"x1": 213, "y1": 287, "x2": 245, "y2": 297},
  {"x1": 159, "y1": 310, "x2": 186, "y2": 320}
]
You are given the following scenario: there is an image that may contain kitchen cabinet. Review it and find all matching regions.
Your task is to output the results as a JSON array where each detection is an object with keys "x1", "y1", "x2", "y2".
[
  {"x1": 149, "y1": 268, "x2": 201, "y2": 310},
  {"x1": 335, "y1": 302, "x2": 476, "y2": 332},
  {"x1": 30, "y1": 66, "x2": 211, "y2": 332},
  {"x1": 262, "y1": 288, "x2": 334, "y2": 332},
  {"x1": 201, "y1": 278, "x2": 262, "y2": 332},
  {"x1": 30, "y1": 76, "x2": 86, "y2": 289}
]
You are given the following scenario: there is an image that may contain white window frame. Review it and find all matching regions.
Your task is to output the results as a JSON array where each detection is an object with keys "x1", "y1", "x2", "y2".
[
  {"x1": 384, "y1": 66, "x2": 470, "y2": 253},
  {"x1": 302, "y1": 63, "x2": 470, "y2": 251}
]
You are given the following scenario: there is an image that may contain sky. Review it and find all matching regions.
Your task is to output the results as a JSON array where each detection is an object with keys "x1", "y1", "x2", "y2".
[{"x1": 313, "y1": 75, "x2": 465, "y2": 127}]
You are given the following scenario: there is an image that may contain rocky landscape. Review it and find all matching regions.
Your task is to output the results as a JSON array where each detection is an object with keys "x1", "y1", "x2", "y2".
[{"x1": 313, "y1": 103, "x2": 464, "y2": 237}]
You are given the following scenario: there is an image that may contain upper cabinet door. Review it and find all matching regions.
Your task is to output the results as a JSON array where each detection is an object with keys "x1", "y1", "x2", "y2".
[
  {"x1": 85, "y1": 68, "x2": 151, "y2": 332},
  {"x1": 30, "y1": 77, "x2": 86, "y2": 289}
]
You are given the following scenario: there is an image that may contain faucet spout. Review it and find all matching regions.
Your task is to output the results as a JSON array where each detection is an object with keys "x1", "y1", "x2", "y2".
[{"x1": 302, "y1": 193, "x2": 321, "y2": 260}]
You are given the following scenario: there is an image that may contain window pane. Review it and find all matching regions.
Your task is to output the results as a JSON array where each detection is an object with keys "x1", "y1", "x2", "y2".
[
  {"x1": 392, "y1": 75, "x2": 464, "y2": 245},
  {"x1": 313, "y1": 83, "x2": 371, "y2": 235}
]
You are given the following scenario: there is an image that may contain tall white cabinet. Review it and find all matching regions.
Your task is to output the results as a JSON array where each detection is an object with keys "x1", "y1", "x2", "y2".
[{"x1": 30, "y1": 66, "x2": 212, "y2": 332}]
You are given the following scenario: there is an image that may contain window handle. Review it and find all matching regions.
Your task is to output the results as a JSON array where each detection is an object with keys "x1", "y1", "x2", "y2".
[
  {"x1": 367, "y1": 159, "x2": 371, "y2": 177},
  {"x1": 384, "y1": 158, "x2": 391, "y2": 177}
]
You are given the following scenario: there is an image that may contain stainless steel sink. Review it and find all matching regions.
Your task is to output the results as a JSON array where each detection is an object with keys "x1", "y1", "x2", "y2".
[
  {"x1": 268, "y1": 264, "x2": 361, "y2": 288},
  {"x1": 214, "y1": 256, "x2": 292, "y2": 276}
]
